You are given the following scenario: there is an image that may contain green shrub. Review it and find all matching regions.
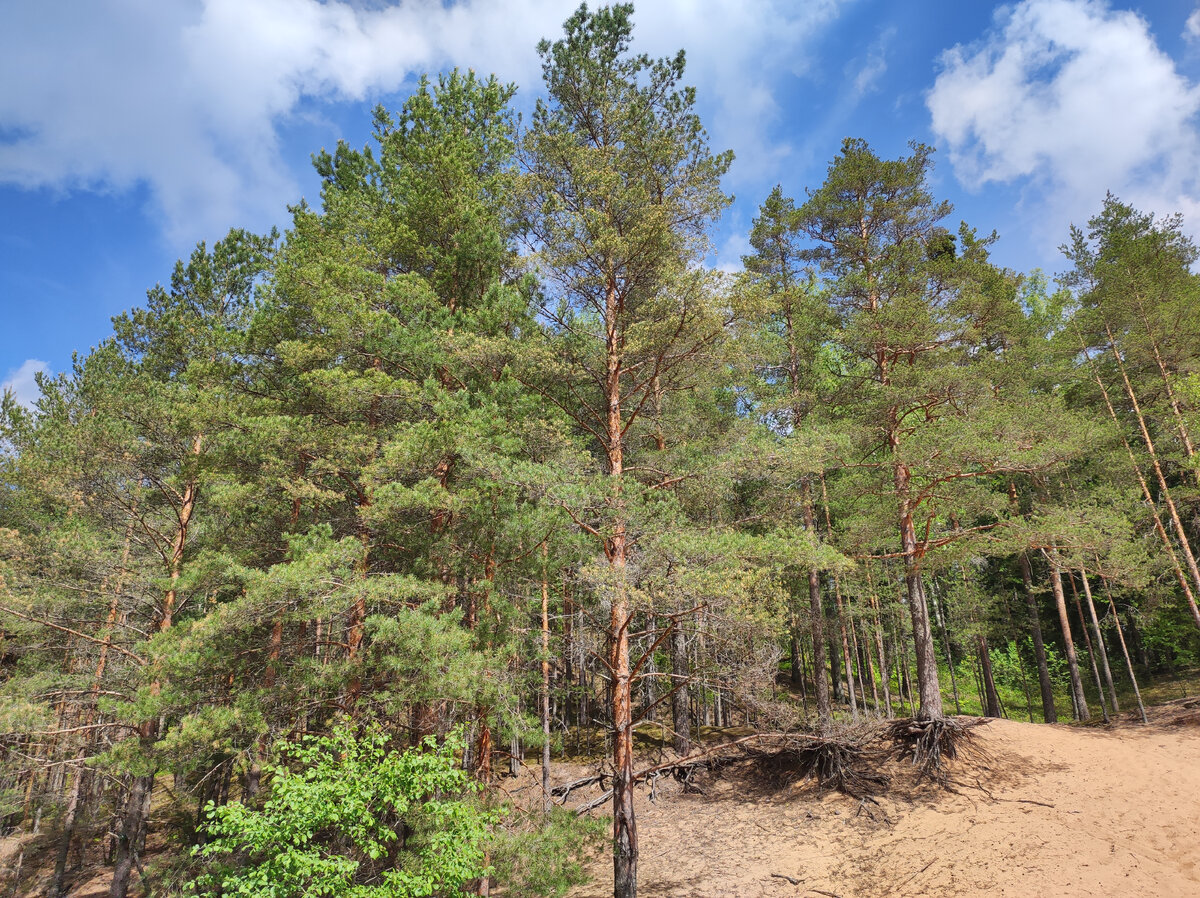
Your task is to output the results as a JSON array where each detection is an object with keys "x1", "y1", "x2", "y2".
[{"x1": 191, "y1": 724, "x2": 493, "y2": 898}]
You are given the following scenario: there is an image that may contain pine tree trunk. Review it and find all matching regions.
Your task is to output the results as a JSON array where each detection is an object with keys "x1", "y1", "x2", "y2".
[
  {"x1": 898, "y1": 493, "x2": 944, "y2": 719},
  {"x1": 828, "y1": 631, "x2": 843, "y2": 703},
  {"x1": 1078, "y1": 330, "x2": 1200, "y2": 628},
  {"x1": 670, "y1": 627, "x2": 691, "y2": 756},
  {"x1": 112, "y1": 445, "x2": 199, "y2": 898},
  {"x1": 541, "y1": 544, "x2": 552, "y2": 813},
  {"x1": 1047, "y1": 549, "x2": 1089, "y2": 721},
  {"x1": 1079, "y1": 571, "x2": 1119, "y2": 713},
  {"x1": 801, "y1": 480, "x2": 831, "y2": 730},
  {"x1": 789, "y1": 614, "x2": 802, "y2": 688},
  {"x1": 109, "y1": 769, "x2": 153, "y2": 898},
  {"x1": 1019, "y1": 552, "x2": 1058, "y2": 723},
  {"x1": 853, "y1": 614, "x2": 879, "y2": 713},
  {"x1": 977, "y1": 634, "x2": 1002, "y2": 718},
  {"x1": 604, "y1": 277, "x2": 637, "y2": 898},
  {"x1": 798, "y1": 639, "x2": 810, "y2": 714},
  {"x1": 52, "y1": 748, "x2": 87, "y2": 897},
  {"x1": 563, "y1": 587, "x2": 575, "y2": 728},
  {"x1": 1103, "y1": 320, "x2": 1200, "y2": 623},
  {"x1": 1000, "y1": 590, "x2": 1036, "y2": 722},
  {"x1": 865, "y1": 571, "x2": 893, "y2": 718},
  {"x1": 1067, "y1": 573, "x2": 1110, "y2": 723},
  {"x1": 1131, "y1": 293, "x2": 1198, "y2": 480},
  {"x1": 476, "y1": 712, "x2": 493, "y2": 782},
  {"x1": 1099, "y1": 572, "x2": 1148, "y2": 724},
  {"x1": 836, "y1": 591, "x2": 858, "y2": 719},
  {"x1": 935, "y1": 588, "x2": 962, "y2": 715}
]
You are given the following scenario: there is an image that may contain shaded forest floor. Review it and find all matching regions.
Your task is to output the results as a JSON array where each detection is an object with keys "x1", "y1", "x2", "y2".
[{"x1": 556, "y1": 697, "x2": 1200, "y2": 898}]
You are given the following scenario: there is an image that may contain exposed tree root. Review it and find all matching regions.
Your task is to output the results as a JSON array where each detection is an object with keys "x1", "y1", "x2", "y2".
[
  {"x1": 565, "y1": 718, "x2": 995, "y2": 814},
  {"x1": 886, "y1": 716, "x2": 986, "y2": 781},
  {"x1": 783, "y1": 734, "x2": 890, "y2": 798},
  {"x1": 629, "y1": 728, "x2": 889, "y2": 799}
]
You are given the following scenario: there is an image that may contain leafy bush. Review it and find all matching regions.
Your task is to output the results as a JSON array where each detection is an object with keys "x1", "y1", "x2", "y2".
[{"x1": 191, "y1": 724, "x2": 493, "y2": 898}]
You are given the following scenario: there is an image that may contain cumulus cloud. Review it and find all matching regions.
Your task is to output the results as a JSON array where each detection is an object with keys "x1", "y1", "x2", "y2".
[
  {"x1": 0, "y1": 0, "x2": 850, "y2": 247},
  {"x1": 1187, "y1": 8, "x2": 1200, "y2": 41},
  {"x1": 1, "y1": 359, "x2": 49, "y2": 408},
  {"x1": 927, "y1": 0, "x2": 1200, "y2": 230}
]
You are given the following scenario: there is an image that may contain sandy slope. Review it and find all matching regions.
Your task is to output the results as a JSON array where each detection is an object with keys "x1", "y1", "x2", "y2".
[
  {"x1": 568, "y1": 706, "x2": 1200, "y2": 898},
  {"x1": 5, "y1": 705, "x2": 1197, "y2": 897}
]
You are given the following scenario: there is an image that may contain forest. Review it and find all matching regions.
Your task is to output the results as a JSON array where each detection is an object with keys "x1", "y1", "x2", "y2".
[{"x1": 2, "y1": 4, "x2": 1200, "y2": 898}]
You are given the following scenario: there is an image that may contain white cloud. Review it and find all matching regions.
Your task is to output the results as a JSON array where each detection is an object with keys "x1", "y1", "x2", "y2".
[
  {"x1": 2, "y1": 360, "x2": 49, "y2": 408},
  {"x1": 1187, "y1": 8, "x2": 1200, "y2": 41},
  {"x1": 0, "y1": 0, "x2": 850, "y2": 247},
  {"x1": 927, "y1": 0, "x2": 1200, "y2": 231},
  {"x1": 850, "y1": 26, "x2": 894, "y2": 99}
]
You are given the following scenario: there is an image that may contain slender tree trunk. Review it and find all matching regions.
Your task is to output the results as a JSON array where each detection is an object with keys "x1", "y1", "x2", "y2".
[
  {"x1": 935, "y1": 587, "x2": 962, "y2": 715},
  {"x1": 797, "y1": 639, "x2": 810, "y2": 714},
  {"x1": 865, "y1": 570, "x2": 893, "y2": 717},
  {"x1": 789, "y1": 602, "x2": 802, "y2": 689},
  {"x1": 110, "y1": 770, "x2": 153, "y2": 898},
  {"x1": 670, "y1": 626, "x2": 691, "y2": 755},
  {"x1": 112, "y1": 438, "x2": 200, "y2": 898},
  {"x1": 819, "y1": 474, "x2": 866, "y2": 717},
  {"x1": 835, "y1": 588, "x2": 857, "y2": 719},
  {"x1": 828, "y1": 631, "x2": 843, "y2": 703},
  {"x1": 1131, "y1": 293, "x2": 1199, "y2": 479},
  {"x1": 1098, "y1": 572, "x2": 1148, "y2": 724},
  {"x1": 1103, "y1": 320, "x2": 1200, "y2": 622},
  {"x1": 1046, "y1": 549, "x2": 1089, "y2": 721},
  {"x1": 900, "y1": 628, "x2": 916, "y2": 711},
  {"x1": 1067, "y1": 573, "x2": 1109, "y2": 723},
  {"x1": 897, "y1": 488, "x2": 943, "y2": 719},
  {"x1": 160, "y1": 435, "x2": 202, "y2": 632},
  {"x1": 541, "y1": 544, "x2": 552, "y2": 813},
  {"x1": 889, "y1": 632, "x2": 905, "y2": 716},
  {"x1": 1078, "y1": 331, "x2": 1200, "y2": 628},
  {"x1": 801, "y1": 480, "x2": 831, "y2": 731},
  {"x1": 852, "y1": 613, "x2": 878, "y2": 713},
  {"x1": 1079, "y1": 571, "x2": 1119, "y2": 713},
  {"x1": 976, "y1": 634, "x2": 1002, "y2": 718},
  {"x1": 1000, "y1": 590, "x2": 1036, "y2": 722},
  {"x1": 476, "y1": 711, "x2": 493, "y2": 782},
  {"x1": 1019, "y1": 552, "x2": 1058, "y2": 723},
  {"x1": 603, "y1": 276, "x2": 637, "y2": 898},
  {"x1": 563, "y1": 585, "x2": 575, "y2": 728}
]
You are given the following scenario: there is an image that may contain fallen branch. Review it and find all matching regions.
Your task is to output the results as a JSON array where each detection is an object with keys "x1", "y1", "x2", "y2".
[
  {"x1": 573, "y1": 788, "x2": 614, "y2": 816},
  {"x1": 996, "y1": 798, "x2": 1055, "y2": 809},
  {"x1": 896, "y1": 859, "x2": 936, "y2": 891},
  {"x1": 551, "y1": 773, "x2": 605, "y2": 800}
]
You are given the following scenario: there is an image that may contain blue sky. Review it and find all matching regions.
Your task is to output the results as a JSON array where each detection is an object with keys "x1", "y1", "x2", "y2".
[{"x1": 3, "y1": 0, "x2": 1200, "y2": 404}]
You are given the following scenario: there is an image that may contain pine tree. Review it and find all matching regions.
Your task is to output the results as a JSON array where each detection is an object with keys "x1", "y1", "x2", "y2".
[{"x1": 520, "y1": 5, "x2": 731, "y2": 894}]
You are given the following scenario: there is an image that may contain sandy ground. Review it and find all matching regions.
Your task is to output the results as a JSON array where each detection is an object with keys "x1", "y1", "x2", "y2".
[
  {"x1": 566, "y1": 703, "x2": 1200, "y2": 898},
  {"x1": 5, "y1": 702, "x2": 1198, "y2": 897}
]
